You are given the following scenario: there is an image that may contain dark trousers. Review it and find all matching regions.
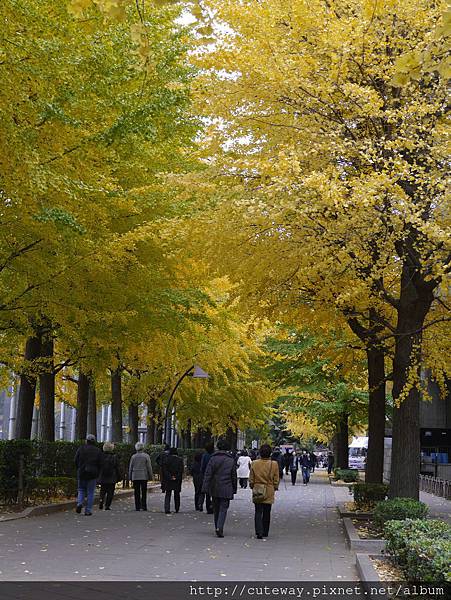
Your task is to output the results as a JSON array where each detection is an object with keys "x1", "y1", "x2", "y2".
[
  {"x1": 290, "y1": 470, "x2": 298, "y2": 485},
  {"x1": 165, "y1": 489, "x2": 180, "y2": 513},
  {"x1": 99, "y1": 483, "x2": 115, "y2": 508},
  {"x1": 327, "y1": 464, "x2": 333, "y2": 474},
  {"x1": 285, "y1": 465, "x2": 290, "y2": 475},
  {"x1": 200, "y1": 492, "x2": 213, "y2": 513},
  {"x1": 239, "y1": 477, "x2": 248, "y2": 489},
  {"x1": 194, "y1": 484, "x2": 203, "y2": 510},
  {"x1": 133, "y1": 480, "x2": 147, "y2": 510},
  {"x1": 212, "y1": 497, "x2": 230, "y2": 531},
  {"x1": 254, "y1": 503, "x2": 272, "y2": 537}
]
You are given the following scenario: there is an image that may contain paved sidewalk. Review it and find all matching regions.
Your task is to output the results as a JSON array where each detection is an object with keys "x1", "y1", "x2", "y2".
[{"x1": 0, "y1": 471, "x2": 356, "y2": 581}]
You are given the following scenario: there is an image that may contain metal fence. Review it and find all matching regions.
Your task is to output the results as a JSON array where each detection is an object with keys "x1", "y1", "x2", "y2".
[{"x1": 419, "y1": 474, "x2": 451, "y2": 499}]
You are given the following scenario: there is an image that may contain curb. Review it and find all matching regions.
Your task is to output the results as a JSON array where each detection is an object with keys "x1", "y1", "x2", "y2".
[
  {"x1": 356, "y1": 553, "x2": 383, "y2": 587},
  {"x1": 338, "y1": 502, "x2": 374, "y2": 520},
  {"x1": 343, "y1": 517, "x2": 386, "y2": 553},
  {"x1": 0, "y1": 484, "x2": 160, "y2": 523}
]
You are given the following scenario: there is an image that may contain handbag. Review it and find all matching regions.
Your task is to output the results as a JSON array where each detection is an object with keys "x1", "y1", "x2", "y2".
[{"x1": 252, "y1": 460, "x2": 273, "y2": 504}]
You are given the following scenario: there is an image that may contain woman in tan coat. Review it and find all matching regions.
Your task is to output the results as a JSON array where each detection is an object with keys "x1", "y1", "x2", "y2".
[{"x1": 249, "y1": 444, "x2": 280, "y2": 539}]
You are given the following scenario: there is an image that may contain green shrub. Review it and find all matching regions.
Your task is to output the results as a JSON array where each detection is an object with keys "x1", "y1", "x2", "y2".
[
  {"x1": 352, "y1": 483, "x2": 389, "y2": 509},
  {"x1": 374, "y1": 497, "x2": 428, "y2": 527},
  {"x1": 384, "y1": 519, "x2": 451, "y2": 582},
  {"x1": 30, "y1": 477, "x2": 78, "y2": 504},
  {"x1": 335, "y1": 468, "x2": 359, "y2": 482}
]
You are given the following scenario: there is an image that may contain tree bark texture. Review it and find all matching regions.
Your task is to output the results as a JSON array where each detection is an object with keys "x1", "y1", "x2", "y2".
[
  {"x1": 38, "y1": 330, "x2": 55, "y2": 441},
  {"x1": 16, "y1": 334, "x2": 41, "y2": 439},
  {"x1": 390, "y1": 263, "x2": 434, "y2": 499},
  {"x1": 128, "y1": 403, "x2": 139, "y2": 445},
  {"x1": 146, "y1": 398, "x2": 157, "y2": 444},
  {"x1": 336, "y1": 414, "x2": 349, "y2": 469},
  {"x1": 75, "y1": 371, "x2": 89, "y2": 441},
  {"x1": 365, "y1": 347, "x2": 386, "y2": 483},
  {"x1": 87, "y1": 381, "x2": 97, "y2": 438},
  {"x1": 111, "y1": 368, "x2": 123, "y2": 442}
]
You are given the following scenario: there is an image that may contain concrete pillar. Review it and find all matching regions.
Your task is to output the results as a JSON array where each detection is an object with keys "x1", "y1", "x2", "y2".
[
  {"x1": 8, "y1": 377, "x2": 18, "y2": 440},
  {"x1": 70, "y1": 406, "x2": 76, "y2": 441},
  {"x1": 59, "y1": 402, "x2": 66, "y2": 440}
]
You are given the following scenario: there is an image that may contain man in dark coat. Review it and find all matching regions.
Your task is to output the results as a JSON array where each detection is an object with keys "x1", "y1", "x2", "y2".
[
  {"x1": 283, "y1": 449, "x2": 292, "y2": 475},
  {"x1": 200, "y1": 441, "x2": 215, "y2": 514},
  {"x1": 98, "y1": 441, "x2": 121, "y2": 510},
  {"x1": 161, "y1": 447, "x2": 184, "y2": 514},
  {"x1": 189, "y1": 452, "x2": 204, "y2": 511},
  {"x1": 156, "y1": 444, "x2": 170, "y2": 493},
  {"x1": 271, "y1": 447, "x2": 284, "y2": 480},
  {"x1": 202, "y1": 439, "x2": 237, "y2": 537},
  {"x1": 75, "y1": 434, "x2": 102, "y2": 516},
  {"x1": 299, "y1": 451, "x2": 312, "y2": 484},
  {"x1": 327, "y1": 451, "x2": 335, "y2": 475}
]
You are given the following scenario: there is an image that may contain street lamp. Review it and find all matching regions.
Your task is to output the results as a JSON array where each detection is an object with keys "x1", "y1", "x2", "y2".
[{"x1": 164, "y1": 364, "x2": 209, "y2": 445}]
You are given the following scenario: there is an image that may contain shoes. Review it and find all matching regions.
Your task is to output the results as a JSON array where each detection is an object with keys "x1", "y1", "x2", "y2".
[
  {"x1": 256, "y1": 535, "x2": 263, "y2": 539},
  {"x1": 105, "y1": 507, "x2": 111, "y2": 511},
  {"x1": 76, "y1": 505, "x2": 82, "y2": 514},
  {"x1": 136, "y1": 508, "x2": 140, "y2": 511},
  {"x1": 85, "y1": 511, "x2": 92, "y2": 516},
  {"x1": 165, "y1": 511, "x2": 171, "y2": 514},
  {"x1": 99, "y1": 502, "x2": 103, "y2": 510},
  {"x1": 142, "y1": 508, "x2": 147, "y2": 511},
  {"x1": 215, "y1": 529, "x2": 224, "y2": 538},
  {"x1": 175, "y1": 510, "x2": 179, "y2": 513}
]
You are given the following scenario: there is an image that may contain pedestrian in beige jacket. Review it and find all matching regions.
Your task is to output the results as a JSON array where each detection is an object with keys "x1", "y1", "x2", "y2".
[{"x1": 249, "y1": 444, "x2": 279, "y2": 539}]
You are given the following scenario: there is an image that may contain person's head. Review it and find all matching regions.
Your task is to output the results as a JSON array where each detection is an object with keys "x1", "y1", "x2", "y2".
[
  {"x1": 103, "y1": 441, "x2": 114, "y2": 452},
  {"x1": 216, "y1": 438, "x2": 231, "y2": 452},
  {"x1": 260, "y1": 444, "x2": 272, "y2": 459},
  {"x1": 240, "y1": 450, "x2": 248, "y2": 456},
  {"x1": 135, "y1": 442, "x2": 144, "y2": 452},
  {"x1": 194, "y1": 451, "x2": 203, "y2": 463},
  {"x1": 86, "y1": 434, "x2": 96, "y2": 444},
  {"x1": 204, "y1": 441, "x2": 214, "y2": 454},
  {"x1": 169, "y1": 447, "x2": 178, "y2": 455},
  {"x1": 285, "y1": 448, "x2": 290, "y2": 453},
  {"x1": 303, "y1": 450, "x2": 307, "y2": 455}
]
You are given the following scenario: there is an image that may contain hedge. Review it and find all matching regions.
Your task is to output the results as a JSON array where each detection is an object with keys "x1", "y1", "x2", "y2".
[
  {"x1": 0, "y1": 440, "x2": 203, "y2": 505},
  {"x1": 374, "y1": 497, "x2": 428, "y2": 527},
  {"x1": 352, "y1": 482, "x2": 389, "y2": 509},
  {"x1": 334, "y1": 468, "x2": 359, "y2": 482},
  {"x1": 384, "y1": 519, "x2": 451, "y2": 582}
]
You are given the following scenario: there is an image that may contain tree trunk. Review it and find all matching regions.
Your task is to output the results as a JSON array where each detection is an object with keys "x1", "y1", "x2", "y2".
[
  {"x1": 366, "y1": 347, "x2": 386, "y2": 483},
  {"x1": 111, "y1": 368, "x2": 123, "y2": 442},
  {"x1": 87, "y1": 381, "x2": 97, "y2": 438},
  {"x1": 128, "y1": 404, "x2": 139, "y2": 445},
  {"x1": 75, "y1": 372, "x2": 89, "y2": 441},
  {"x1": 390, "y1": 266, "x2": 434, "y2": 499},
  {"x1": 16, "y1": 334, "x2": 41, "y2": 439},
  {"x1": 336, "y1": 414, "x2": 349, "y2": 469},
  {"x1": 38, "y1": 330, "x2": 55, "y2": 441},
  {"x1": 146, "y1": 398, "x2": 157, "y2": 444}
]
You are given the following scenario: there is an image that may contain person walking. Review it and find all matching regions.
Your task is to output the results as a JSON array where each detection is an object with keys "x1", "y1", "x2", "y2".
[
  {"x1": 190, "y1": 452, "x2": 204, "y2": 511},
  {"x1": 75, "y1": 434, "x2": 102, "y2": 516},
  {"x1": 310, "y1": 452, "x2": 317, "y2": 473},
  {"x1": 249, "y1": 444, "x2": 279, "y2": 539},
  {"x1": 200, "y1": 441, "x2": 215, "y2": 514},
  {"x1": 271, "y1": 447, "x2": 284, "y2": 480},
  {"x1": 202, "y1": 439, "x2": 237, "y2": 538},
  {"x1": 128, "y1": 442, "x2": 153, "y2": 511},
  {"x1": 327, "y1": 451, "x2": 335, "y2": 475},
  {"x1": 162, "y1": 447, "x2": 184, "y2": 514},
  {"x1": 300, "y1": 450, "x2": 311, "y2": 484},
  {"x1": 98, "y1": 441, "x2": 121, "y2": 510},
  {"x1": 156, "y1": 444, "x2": 170, "y2": 493},
  {"x1": 289, "y1": 451, "x2": 299, "y2": 486},
  {"x1": 283, "y1": 449, "x2": 291, "y2": 475},
  {"x1": 237, "y1": 450, "x2": 252, "y2": 489}
]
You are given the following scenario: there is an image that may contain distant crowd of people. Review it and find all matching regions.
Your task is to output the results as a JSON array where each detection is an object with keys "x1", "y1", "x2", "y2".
[{"x1": 74, "y1": 435, "x2": 334, "y2": 539}]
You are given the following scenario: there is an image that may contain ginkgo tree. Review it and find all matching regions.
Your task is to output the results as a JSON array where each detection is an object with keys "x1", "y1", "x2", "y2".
[{"x1": 190, "y1": 0, "x2": 450, "y2": 497}]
